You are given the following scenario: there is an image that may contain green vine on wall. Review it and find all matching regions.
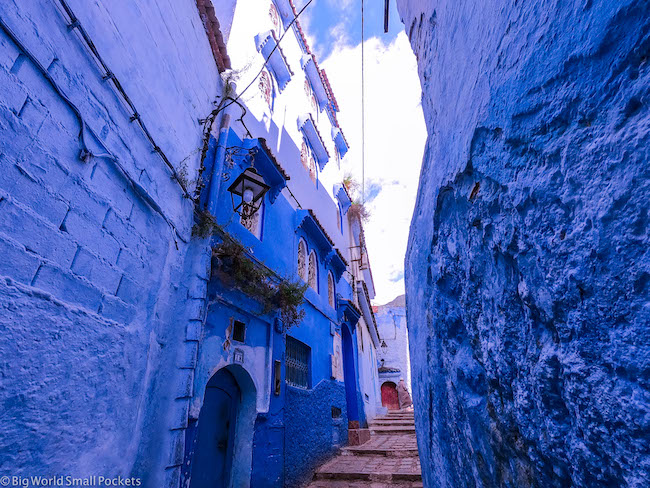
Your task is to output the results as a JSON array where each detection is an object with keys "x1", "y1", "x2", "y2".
[{"x1": 212, "y1": 240, "x2": 307, "y2": 329}]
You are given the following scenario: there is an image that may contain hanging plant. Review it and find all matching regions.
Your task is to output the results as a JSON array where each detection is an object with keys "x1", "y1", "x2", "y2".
[
  {"x1": 348, "y1": 201, "x2": 371, "y2": 222},
  {"x1": 212, "y1": 240, "x2": 307, "y2": 329},
  {"x1": 192, "y1": 209, "x2": 217, "y2": 238}
]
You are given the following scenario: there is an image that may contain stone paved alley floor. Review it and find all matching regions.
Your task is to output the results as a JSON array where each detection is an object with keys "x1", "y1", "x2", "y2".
[{"x1": 308, "y1": 410, "x2": 422, "y2": 488}]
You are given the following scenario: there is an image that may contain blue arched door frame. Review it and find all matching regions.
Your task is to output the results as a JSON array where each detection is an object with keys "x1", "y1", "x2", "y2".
[{"x1": 184, "y1": 368, "x2": 240, "y2": 488}]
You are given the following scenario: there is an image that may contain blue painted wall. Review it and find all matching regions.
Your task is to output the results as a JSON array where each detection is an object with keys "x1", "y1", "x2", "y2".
[
  {"x1": 191, "y1": 129, "x2": 365, "y2": 487},
  {"x1": 283, "y1": 381, "x2": 348, "y2": 488},
  {"x1": 0, "y1": 1, "x2": 220, "y2": 486},
  {"x1": 398, "y1": 0, "x2": 650, "y2": 486},
  {"x1": 0, "y1": 1, "x2": 373, "y2": 485}
]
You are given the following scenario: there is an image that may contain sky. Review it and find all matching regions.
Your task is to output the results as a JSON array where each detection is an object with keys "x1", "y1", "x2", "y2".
[{"x1": 297, "y1": 0, "x2": 427, "y2": 305}]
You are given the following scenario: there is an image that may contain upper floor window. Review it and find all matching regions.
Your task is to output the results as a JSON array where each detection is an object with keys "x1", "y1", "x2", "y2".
[
  {"x1": 310, "y1": 95, "x2": 318, "y2": 115},
  {"x1": 336, "y1": 203, "x2": 343, "y2": 233},
  {"x1": 327, "y1": 272, "x2": 335, "y2": 308},
  {"x1": 259, "y1": 69, "x2": 273, "y2": 108},
  {"x1": 241, "y1": 199, "x2": 263, "y2": 239},
  {"x1": 308, "y1": 251, "x2": 318, "y2": 291},
  {"x1": 300, "y1": 140, "x2": 317, "y2": 184},
  {"x1": 269, "y1": 3, "x2": 281, "y2": 33},
  {"x1": 298, "y1": 239, "x2": 307, "y2": 281}
]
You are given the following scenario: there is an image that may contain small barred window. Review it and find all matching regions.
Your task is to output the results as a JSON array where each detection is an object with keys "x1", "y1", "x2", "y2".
[{"x1": 286, "y1": 336, "x2": 310, "y2": 388}]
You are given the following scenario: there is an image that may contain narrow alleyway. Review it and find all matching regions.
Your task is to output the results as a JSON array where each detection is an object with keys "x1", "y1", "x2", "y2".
[{"x1": 308, "y1": 410, "x2": 422, "y2": 488}]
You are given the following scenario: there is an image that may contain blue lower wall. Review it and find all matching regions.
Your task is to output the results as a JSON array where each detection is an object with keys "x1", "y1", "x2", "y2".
[
  {"x1": 283, "y1": 380, "x2": 347, "y2": 488},
  {"x1": 250, "y1": 413, "x2": 285, "y2": 488}
]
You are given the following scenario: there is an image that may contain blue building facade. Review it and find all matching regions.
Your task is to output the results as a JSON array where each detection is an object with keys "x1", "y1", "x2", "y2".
[
  {"x1": 0, "y1": 0, "x2": 381, "y2": 487},
  {"x1": 183, "y1": 123, "x2": 375, "y2": 487}
]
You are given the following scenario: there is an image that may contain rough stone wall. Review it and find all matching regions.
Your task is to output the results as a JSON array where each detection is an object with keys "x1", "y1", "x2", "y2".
[
  {"x1": 397, "y1": 0, "x2": 649, "y2": 487},
  {"x1": 0, "y1": 1, "x2": 219, "y2": 485}
]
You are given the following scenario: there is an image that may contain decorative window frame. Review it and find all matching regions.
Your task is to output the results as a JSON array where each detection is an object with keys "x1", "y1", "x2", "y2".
[
  {"x1": 240, "y1": 196, "x2": 264, "y2": 239},
  {"x1": 269, "y1": 3, "x2": 282, "y2": 34},
  {"x1": 300, "y1": 139, "x2": 318, "y2": 184},
  {"x1": 308, "y1": 250, "x2": 318, "y2": 292},
  {"x1": 327, "y1": 271, "x2": 335, "y2": 308},
  {"x1": 258, "y1": 69, "x2": 275, "y2": 110},
  {"x1": 331, "y1": 127, "x2": 350, "y2": 158},
  {"x1": 298, "y1": 113, "x2": 329, "y2": 170},
  {"x1": 297, "y1": 238, "x2": 308, "y2": 282},
  {"x1": 254, "y1": 30, "x2": 293, "y2": 92},
  {"x1": 300, "y1": 53, "x2": 329, "y2": 111}
]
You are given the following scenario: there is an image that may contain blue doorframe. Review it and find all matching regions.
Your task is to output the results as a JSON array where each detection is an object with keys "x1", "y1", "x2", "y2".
[
  {"x1": 341, "y1": 324, "x2": 359, "y2": 422},
  {"x1": 185, "y1": 368, "x2": 240, "y2": 488}
]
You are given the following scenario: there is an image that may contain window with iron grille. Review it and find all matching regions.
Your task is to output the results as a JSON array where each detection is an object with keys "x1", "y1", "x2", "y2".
[{"x1": 286, "y1": 336, "x2": 310, "y2": 389}]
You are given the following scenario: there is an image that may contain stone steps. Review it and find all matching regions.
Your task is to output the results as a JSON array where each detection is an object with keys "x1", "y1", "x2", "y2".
[
  {"x1": 370, "y1": 426, "x2": 416, "y2": 435},
  {"x1": 370, "y1": 420, "x2": 415, "y2": 427},
  {"x1": 308, "y1": 413, "x2": 421, "y2": 487},
  {"x1": 308, "y1": 481, "x2": 423, "y2": 488},
  {"x1": 313, "y1": 460, "x2": 422, "y2": 483},
  {"x1": 342, "y1": 447, "x2": 419, "y2": 457}
]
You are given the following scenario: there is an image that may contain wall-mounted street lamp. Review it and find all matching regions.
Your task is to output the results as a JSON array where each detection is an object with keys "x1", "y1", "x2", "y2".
[
  {"x1": 227, "y1": 166, "x2": 270, "y2": 218},
  {"x1": 381, "y1": 340, "x2": 388, "y2": 354}
]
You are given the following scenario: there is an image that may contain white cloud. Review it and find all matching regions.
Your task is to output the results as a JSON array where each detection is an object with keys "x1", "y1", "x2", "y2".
[{"x1": 322, "y1": 33, "x2": 426, "y2": 305}]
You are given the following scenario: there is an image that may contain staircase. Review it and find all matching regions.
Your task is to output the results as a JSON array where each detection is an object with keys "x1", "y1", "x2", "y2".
[{"x1": 308, "y1": 410, "x2": 422, "y2": 487}]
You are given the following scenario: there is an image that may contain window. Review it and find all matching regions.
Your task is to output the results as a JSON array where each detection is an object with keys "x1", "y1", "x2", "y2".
[
  {"x1": 286, "y1": 336, "x2": 310, "y2": 388},
  {"x1": 259, "y1": 69, "x2": 273, "y2": 108},
  {"x1": 274, "y1": 360, "x2": 282, "y2": 396},
  {"x1": 336, "y1": 203, "x2": 343, "y2": 233},
  {"x1": 310, "y1": 94, "x2": 318, "y2": 116},
  {"x1": 241, "y1": 199, "x2": 263, "y2": 239},
  {"x1": 298, "y1": 239, "x2": 307, "y2": 281},
  {"x1": 308, "y1": 251, "x2": 318, "y2": 291},
  {"x1": 327, "y1": 272, "x2": 335, "y2": 308},
  {"x1": 300, "y1": 140, "x2": 317, "y2": 184},
  {"x1": 269, "y1": 3, "x2": 281, "y2": 32},
  {"x1": 232, "y1": 320, "x2": 246, "y2": 343}
]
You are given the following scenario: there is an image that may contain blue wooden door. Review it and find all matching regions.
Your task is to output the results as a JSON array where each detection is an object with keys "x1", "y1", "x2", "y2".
[{"x1": 190, "y1": 369, "x2": 240, "y2": 488}]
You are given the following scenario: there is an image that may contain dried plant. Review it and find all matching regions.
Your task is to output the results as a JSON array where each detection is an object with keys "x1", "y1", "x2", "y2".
[{"x1": 212, "y1": 240, "x2": 307, "y2": 329}]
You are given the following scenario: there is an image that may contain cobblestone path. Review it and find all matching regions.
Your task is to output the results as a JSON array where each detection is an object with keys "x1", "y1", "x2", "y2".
[{"x1": 308, "y1": 410, "x2": 422, "y2": 488}]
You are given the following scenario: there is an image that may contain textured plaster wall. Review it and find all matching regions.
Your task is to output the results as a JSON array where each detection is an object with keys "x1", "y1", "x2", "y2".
[
  {"x1": 0, "y1": 0, "x2": 219, "y2": 485},
  {"x1": 284, "y1": 380, "x2": 348, "y2": 488},
  {"x1": 398, "y1": 0, "x2": 650, "y2": 487},
  {"x1": 376, "y1": 295, "x2": 411, "y2": 391}
]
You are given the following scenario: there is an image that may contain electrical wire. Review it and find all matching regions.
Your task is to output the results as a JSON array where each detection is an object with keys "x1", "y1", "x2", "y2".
[
  {"x1": 55, "y1": 0, "x2": 192, "y2": 200},
  {"x1": 0, "y1": 15, "x2": 185, "y2": 248},
  {"x1": 219, "y1": 0, "x2": 314, "y2": 114}
]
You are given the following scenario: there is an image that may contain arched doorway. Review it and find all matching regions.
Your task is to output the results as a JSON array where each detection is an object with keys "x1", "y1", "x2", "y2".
[
  {"x1": 189, "y1": 368, "x2": 240, "y2": 488},
  {"x1": 341, "y1": 324, "x2": 359, "y2": 422},
  {"x1": 381, "y1": 381, "x2": 400, "y2": 410}
]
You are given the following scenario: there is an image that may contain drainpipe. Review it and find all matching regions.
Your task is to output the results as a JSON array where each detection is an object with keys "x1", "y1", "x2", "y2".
[{"x1": 206, "y1": 86, "x2": 236, "y2": 216}]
